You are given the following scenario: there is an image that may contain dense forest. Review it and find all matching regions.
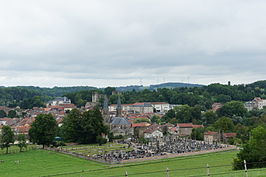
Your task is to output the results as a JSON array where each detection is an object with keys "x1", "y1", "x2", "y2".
[{"x1": 0, "y1": 80, "x2": 266, "y2": 109}]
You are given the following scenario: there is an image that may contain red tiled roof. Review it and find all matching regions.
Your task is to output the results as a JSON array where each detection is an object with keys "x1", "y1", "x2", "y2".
[
  {"x1": 144, "y1": 124, "x2": 162, "y2": 133},
  {"x1": 177, "y1": 123, "x2": 204, "y2": 128},
  {"x1": 132, "y1": 122, "x2": 151, "y2": 128},
  {"x1": 59, "y1": 104, "x2": 76, "y2": 108},
  {"x1": 223, "y1": 133, "x2": 237, "y2": 138},
  {"x1": 177, "y1": 123, "x2": 193, "y2": 128},
  {"x1": 204, "y1": 131, "x2": 218, "y2": 136},
  {"x1": 192, "y1": 124, "x2": 204, "y2": 128}
]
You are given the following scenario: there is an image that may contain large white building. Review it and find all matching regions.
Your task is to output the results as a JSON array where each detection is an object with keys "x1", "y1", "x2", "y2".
[
  {"x1": 245, "y1": 97, "x2": 266, "y2": 111},
  {"x1": 109, "y1": 102, "x2": 172, "y2": 114},
  {"x1": 151, "y1": 102, "x2": 170, "y2": 113}
]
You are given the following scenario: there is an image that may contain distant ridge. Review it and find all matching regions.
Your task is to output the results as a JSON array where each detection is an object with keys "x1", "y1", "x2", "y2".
[{"x1": 116, "y1": 82, "x2": 204, "y2": 92}]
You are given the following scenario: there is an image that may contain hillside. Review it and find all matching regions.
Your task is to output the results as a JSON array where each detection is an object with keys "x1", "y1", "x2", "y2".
[{"x1": 116, "y1": 82, "x2": 204, "y2": 91}]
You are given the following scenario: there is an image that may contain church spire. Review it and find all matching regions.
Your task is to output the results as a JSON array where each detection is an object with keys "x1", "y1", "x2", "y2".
[
  {"x1": 116, "y1": 95, "x2": 122, "y2": 117},
  {"x1": 103, "y1": 95, "x2": 110, "y2": 123},
  {"x1": 103, "y1": 95, "x2": 109, "y2": 113}
]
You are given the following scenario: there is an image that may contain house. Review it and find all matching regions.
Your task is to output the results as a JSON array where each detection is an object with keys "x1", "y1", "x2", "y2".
[
  {"x1": 151, "y1": 102, "x2": 170, "y2": 113},
  {"x1": 162, "y1": 123, "x2": 179, "y2": 135},
  {"x1": 245, "y1": 97, "x2": 266, "y2": 111},
  {"x1": 130, "y1": 103, "x2": 154, "y2": 114},
  {"x1": 108, "y1": 104, "x2": 133, "y2": 112},
  {"x1": 15, "y1": 125, "x2": 31, "y2": 135},
  {"x1": 47, "y1": 97, "x2": 71, "y2": 107},
  {"x1": 143, "y1": 124, "x2": 163, "y2": 139},
  {"x1": 204, "y1": 131, "x2": 219, "y2": 144},
  {"x1": 132, "y1": 122, "x2": 151, "y2": 138},
  {"x1": 223, "y1": 133, "x2": 237, "y2": 143},
  {"x1": 59, "y1": 104, "x2": 76, "y2": 112},
  {"x1": 177, "y1": 123, "x2": 204, "y2": 136}
]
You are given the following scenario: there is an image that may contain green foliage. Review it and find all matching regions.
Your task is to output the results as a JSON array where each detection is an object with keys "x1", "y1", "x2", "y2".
[
  {"x1": 191, "y1": 128, "x2": 204, "y2": 140},
  {"x1": 214, "y1": 117, "x2": 234, "y2": 132},
  {"x1": 234, "y1": 124, "x2": 250, "y2": 143},
  {"x1": 29, "y1": 114, "x2": 58, "y2": 148},
  {"x1": 217, "y1": 101, "x2": 247, "y2": 117},
  {"x1": 64, "y1": 90, "x2": 97, "y2": 107},
  {"x1": 20, "y1": 96, "x2": 46, "y2": 109},
  {"x1": 61, "y1": 108, "x2": 108, "y2": 144},
  {"x1": 61, "y1": 109, "x2": 82, "y2": 142},
  {"x1": 0, "y1": 125, "x2": 15, "y2": 153},
  {"x1": 233, "y1": 126, "x2": 266, "y2": 170},
  {"x1": 8, "y1": 110, "x2": 17, "y2": 118},
  {"x1": 202, "y1": 110, "x2": 218, "y2": 125},
  {"x1": 165, "y1": 105, "x2": 202, "y2": 123},
  {"x1": 162, "y1": 109, "x2": 176, "y2": 122},
  {"x1": 134, "y1": 118, "x2": 151, "y2": 123},
  {"x1": 104, "y1": 87, "x2": 116, "y2": 96},
  {"x1": 0, "y1": 110, "x2": 7, "y2": 118},
  {"x1": 17, "y1": 134, "x2": 27, "y2": 152},
  {"x1": 96, "y1": 135, "x2": 107, "y2": 146},
  {"x1": 151, "y1": 115, "x2": 161, "y2": 124}
]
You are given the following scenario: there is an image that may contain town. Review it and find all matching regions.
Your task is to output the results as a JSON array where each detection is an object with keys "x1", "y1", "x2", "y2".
[
  {"x1": 1, "y1": 1, "x2": 266, "y2": 176},
  {"x1": 1, "y1": 87, "x2": 266, "y2": 164}
]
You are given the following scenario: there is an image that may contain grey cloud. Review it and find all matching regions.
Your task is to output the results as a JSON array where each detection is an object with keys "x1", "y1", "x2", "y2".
[{"x1": 0, "y1": 0, "x2": 265, "y2": 87}]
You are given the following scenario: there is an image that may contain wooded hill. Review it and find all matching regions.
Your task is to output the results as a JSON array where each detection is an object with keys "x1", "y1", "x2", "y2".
[{"x1": 0, "y1": 80, "x2": 265, "y2": 109}]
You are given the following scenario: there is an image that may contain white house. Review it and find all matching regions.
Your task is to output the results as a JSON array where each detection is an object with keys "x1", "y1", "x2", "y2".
[
  {"x1": 144, "y1": 129, "x2": 163, "y2": 139},
  {"x1": 151, "y1": 102, "x2": 170, "y2": 113}
]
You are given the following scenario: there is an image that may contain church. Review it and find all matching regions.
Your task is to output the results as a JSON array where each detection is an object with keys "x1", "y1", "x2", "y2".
[{"x1": 103, "y1": 95, "x2": 133, "y2": 137}]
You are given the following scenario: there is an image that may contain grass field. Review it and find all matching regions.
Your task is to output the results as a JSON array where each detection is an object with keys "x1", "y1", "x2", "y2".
[
  {"x1": 0, "y1": 145, "x2": 37, "y2": 155},
  {"x1": 0, "y1": 149, "x2": 266, "y2": 177}
]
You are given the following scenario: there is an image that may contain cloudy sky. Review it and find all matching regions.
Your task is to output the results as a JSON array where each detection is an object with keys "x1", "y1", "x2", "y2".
[{"x1": 0, "y1": 0, "x2": 265, "y2": 87}]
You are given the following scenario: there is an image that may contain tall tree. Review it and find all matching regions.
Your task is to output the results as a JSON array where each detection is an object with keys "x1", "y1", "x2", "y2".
[
  {"x1": 217, "y1": 101, "x2": 247, "y2": 117},
  {"x1": 214, "y1": 117, "x2": 234, "y2": 132},
  {"x1": 202, "y1": 110, "x2": 218, "y2": 125},
  {"x1": 29, "y1": 114, "x2": 58, "y2": 148},
  {"x1": 62, "y1": 109, "x2": 108, "y2": 144},
  {"x1": 61, "y1": 109, "x2": 83, "y2": 143},
  {"x1": 0, "y1": 125, "x2": 15, "y2": 154}
]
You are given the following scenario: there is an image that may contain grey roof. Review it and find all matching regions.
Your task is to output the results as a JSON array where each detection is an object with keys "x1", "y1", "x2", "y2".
[
  {"x1": 111, "y1": 117, "x2": 131, "y2": 125},
  {"x1": 131, "y1": 103, "x2": 152, "y2": 107}
]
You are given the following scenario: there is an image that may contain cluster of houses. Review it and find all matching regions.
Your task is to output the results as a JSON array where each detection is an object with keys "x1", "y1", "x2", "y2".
[
  {"x1": 0, "y1": 94, "x2": 239, "y2": 144},
  {"x1": 105, "y1": 97, "x2": 236, "y2": 144},
  {"x1": 0, "y1": 97, "x2": 77, "y2": 135}
]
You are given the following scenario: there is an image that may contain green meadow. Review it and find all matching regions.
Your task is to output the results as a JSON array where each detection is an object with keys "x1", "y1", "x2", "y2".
[{"x1": 0, "y1": 149, "x2": 266, "y2": 177}]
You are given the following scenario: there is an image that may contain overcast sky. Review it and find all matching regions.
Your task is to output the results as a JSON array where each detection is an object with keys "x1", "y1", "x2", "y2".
[{"x1": 0, "y1": 0, "x2": 265, "y2": 87}]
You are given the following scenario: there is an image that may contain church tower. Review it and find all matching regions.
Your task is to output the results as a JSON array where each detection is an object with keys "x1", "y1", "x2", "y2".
[{"x1": 116, "y1": 95, "x2": 122, "y2": 117}]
